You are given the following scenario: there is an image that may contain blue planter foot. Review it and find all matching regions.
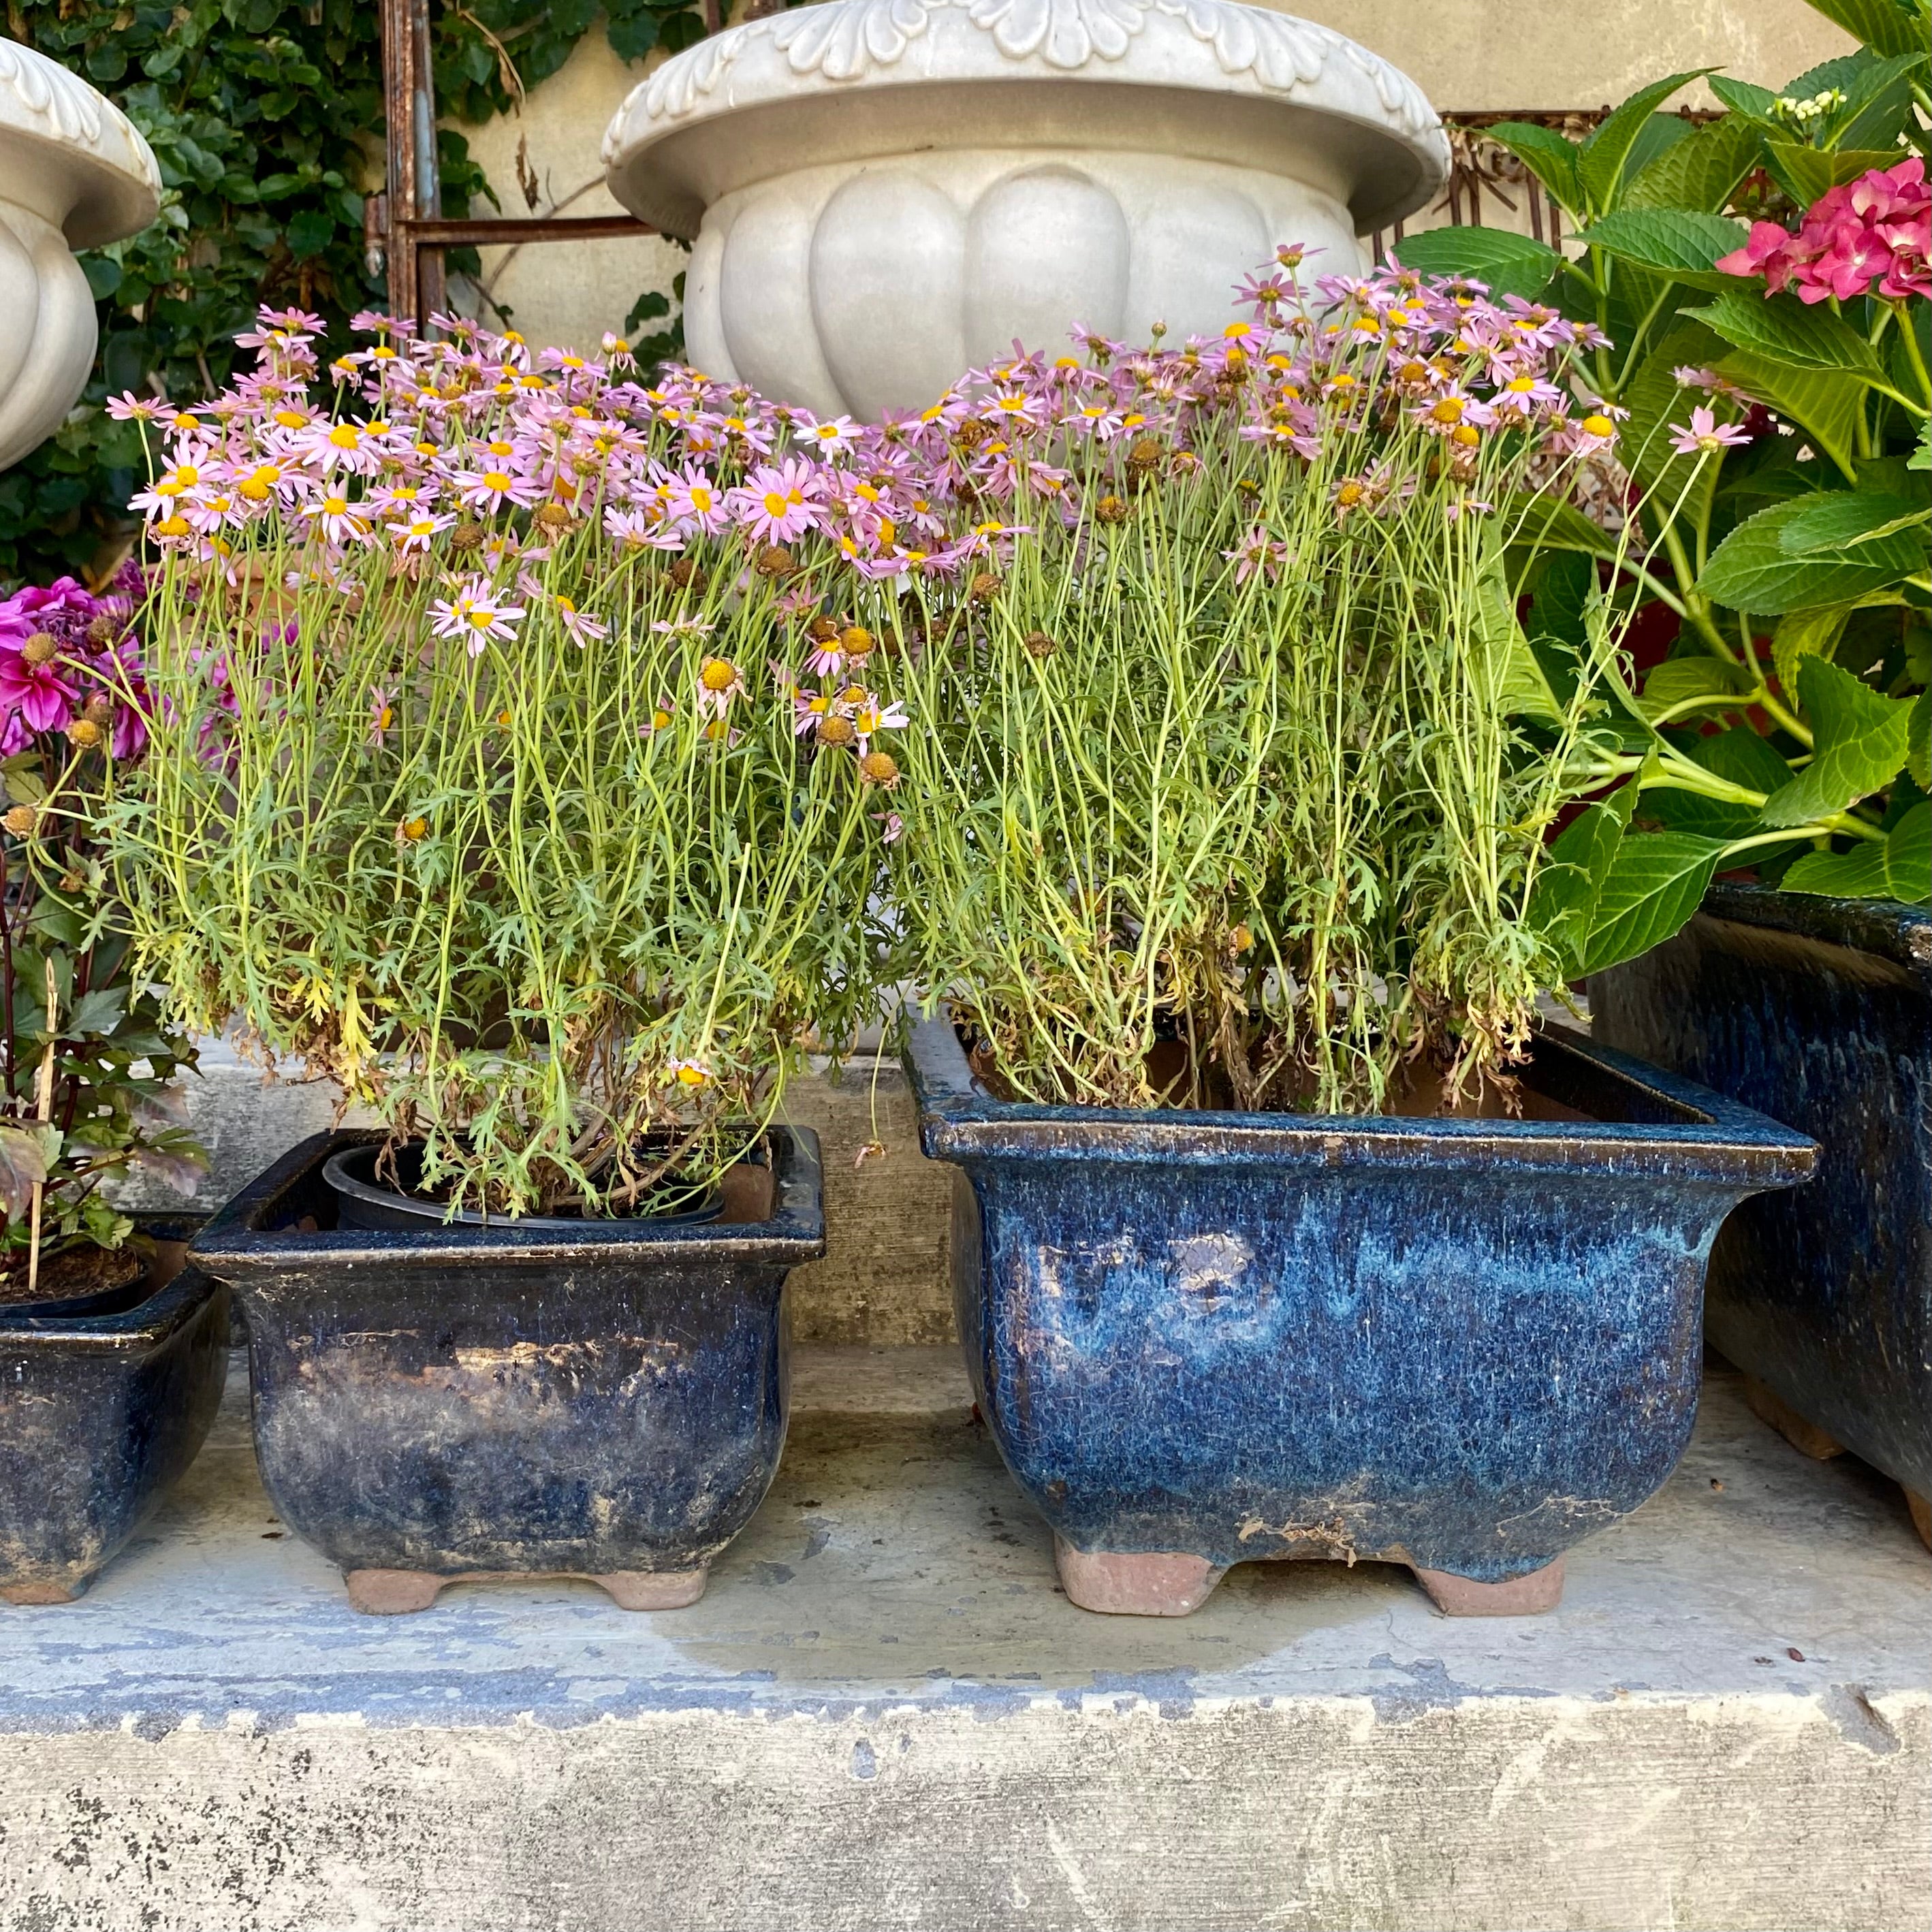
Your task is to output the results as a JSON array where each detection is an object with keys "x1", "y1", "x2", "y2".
[
  {"x1": 1412, "y1": 1557, "x2": 1564, "y2": 1617},
  {"x1": 345, "y1": 1565, "x2": 710, "y2": 1614},
  {"x1": 1053, "y1": 1538, "x2": 1224, "y2": 1617},
  {"x1": 1741, "y1": 1374, "x2": 1846, "y2": 1461}
]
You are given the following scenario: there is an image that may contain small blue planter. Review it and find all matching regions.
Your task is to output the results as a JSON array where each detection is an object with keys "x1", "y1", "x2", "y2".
[
  {"x1": 0, "y1": 1256, "x2": 229, "y2": 1604},
  {"x1": 189, "y1": 1127, "x2": 823, "y2": 1613},
  {"x1": 1594, "y1": 886, "x2": 1932, "y2": 1543},
  {"x1": 906, "y1": 1016, "x2": 1814, "y2": 1616}
]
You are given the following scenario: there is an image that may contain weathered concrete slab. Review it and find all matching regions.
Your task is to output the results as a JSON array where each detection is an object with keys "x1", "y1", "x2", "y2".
[{"x1": 0, "y1": 1351, "x2": 1925, "y2": 1931}]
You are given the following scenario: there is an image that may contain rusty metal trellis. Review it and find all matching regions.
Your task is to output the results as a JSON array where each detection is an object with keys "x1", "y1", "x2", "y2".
[
  {"x1": 370, "y1": 5, "x2": 1714, "y2": 330},
  {"x1": 370, "y1": 0, "x2": 665, "y2": 327}
]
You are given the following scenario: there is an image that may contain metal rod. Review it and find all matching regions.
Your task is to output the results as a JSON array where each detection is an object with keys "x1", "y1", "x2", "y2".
[{"x1": 404, "y1": 215, "x2": 656, "y2": 248}]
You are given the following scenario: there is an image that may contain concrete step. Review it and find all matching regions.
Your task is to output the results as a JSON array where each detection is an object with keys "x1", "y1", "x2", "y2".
[{"x1": 1, "y1": 1347, "x2": 1925, "y2": 1931}]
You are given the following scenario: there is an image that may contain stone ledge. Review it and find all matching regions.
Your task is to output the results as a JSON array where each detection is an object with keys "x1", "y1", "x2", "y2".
[{"x1": 0, "y1": 1351, "x2": 1926, "y2": 1932}]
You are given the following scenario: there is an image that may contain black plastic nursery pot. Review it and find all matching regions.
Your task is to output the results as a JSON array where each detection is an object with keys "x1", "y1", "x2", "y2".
[
  {"x1": 188, "y1": 1127, "x2": 824, "y2": 1613},
  {"x1": 0, "y1": 1236, "x2": 229, "y2": 1604},
  {"x1": 906, "y1": 1015, "x2": 1816, "y2": 1618},
  {"x1": 1593, "y1": 886, "x2": 1932, "y2": 1548}
]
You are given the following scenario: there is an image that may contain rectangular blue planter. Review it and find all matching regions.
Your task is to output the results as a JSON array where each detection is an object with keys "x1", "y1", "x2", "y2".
[
  {"x1": 0, "y1": 1258, "x2": 229, "y2": 1604},
  {"x1": 905, "y1": 1016, "x2": 1815, "y2": 1616},
  {"x1": 189, "y1": 1127, "x2": 823, "y2": 1613},
  {"x1": 1593, "y1": 886, "x2": 1932, "y2": 1525}
]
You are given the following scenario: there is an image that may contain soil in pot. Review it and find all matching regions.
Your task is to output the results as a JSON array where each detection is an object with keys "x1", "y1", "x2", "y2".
[{"x1": 0, "y1": 1241, "x2": 146, "y2": 1312}]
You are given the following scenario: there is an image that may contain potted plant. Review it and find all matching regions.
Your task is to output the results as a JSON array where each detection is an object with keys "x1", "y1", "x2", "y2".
[
  {"x1": 872, "y1": 259, "x2": 1816, "y2": 1615},
  {"x1": 1401, "y1": 0, "x2": 1931, "y2": 1541},
  {"x1": 0, "y1": 566, "x2": 225, "y2": 1606},
  {"x1": 108, "y1": 310, "x2": 897, "y2": 1611}
]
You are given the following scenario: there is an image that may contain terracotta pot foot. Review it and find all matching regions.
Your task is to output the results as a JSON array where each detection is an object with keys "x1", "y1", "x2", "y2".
[
  {"x1": 345, "y1": 1568, "x2": 448, "y2": 1614},
  {"x1": 1053, "y1": 1536, "x2": 1223, "y2": 1616},
  {"x1": 1413, "y1": 1555, "x2": 1565, "y2": 1617},
  {"x1": 1, "y1": 1579, "x2": 84, "y2": 1605},
  {"x1": 344, "y1": 1565, "x2": 710, "y2": 1613},
  {"x1": 592, "y1": 1567, "x2": 708, "y2": 1610},
  {"x1": 1741, "y1": 1374, "x2": 1846, "y2": 1460},
  {"x1": 1905, "y1": 1489, "x2": 1931, "y2": 1555}
]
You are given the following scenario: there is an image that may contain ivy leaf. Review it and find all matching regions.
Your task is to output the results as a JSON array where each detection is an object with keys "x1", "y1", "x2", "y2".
[
  {"x1": 1698, "y1": 494, "x2": 1925, "y2": 613},
  {"x1": 66, "y1": 987, "x2": 127, "y2": 1040},
  {"x1": 1389, "y1": 227, "x2": 1564, "y2": 301},
  {"x1": 1760, "y1": 658, "x2": 1914, "y2": 827},
  {"x1": 285, "y1": 208, "x2": 334, "y2": 259},
  {"x1": 1577, "y1": 832, "x2": 1730, "y2": 976},
  {"x1": 1683, "y1": 289, "x2": 1884, "y2": 379},
  {"x1": 1577, "y1": 72, "x2": 1714, "y2": 212},
  {"x1": 1581, "y1": 209, "x2": 1750, "y2": 290}
]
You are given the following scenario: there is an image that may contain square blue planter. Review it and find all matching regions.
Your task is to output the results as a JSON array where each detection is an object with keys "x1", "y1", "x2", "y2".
[
  {"x1": 1593, "y1": 886, "x2": 1932, "y2": 1541},
  {"x1": 905, "y1": 1016, "x2": 1815, "y2": 1616},
  {"x1": 0, "y1": 1254, "x2": 229, "y2": 1604},
  {"x1": 189, "y1": 1127, "x2": 823, "y2": 1613}
]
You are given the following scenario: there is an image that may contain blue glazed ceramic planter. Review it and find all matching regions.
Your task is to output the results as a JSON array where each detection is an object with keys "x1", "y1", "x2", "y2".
[
  {"x1": 189, "y1": 1127, "x2": 823, "y2": 1613},
  {"x1": 1594, "y1": 886, "x2": 1932, "y2": 1542},
  {"x1": 0, "y1": 1254, "x2": 229, "y2": 1604},
  {"x1": 906, "y1": 1016, "x2": 1815, "y2": 1616}
]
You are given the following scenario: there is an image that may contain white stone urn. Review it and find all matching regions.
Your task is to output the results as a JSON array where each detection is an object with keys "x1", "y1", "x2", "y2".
[
  {"x1": 602, "y1": 0, "x2": 1447, "y2": 418},
  {"x1": 0, "y1": 41, "x2": 160, "y2": 470}
]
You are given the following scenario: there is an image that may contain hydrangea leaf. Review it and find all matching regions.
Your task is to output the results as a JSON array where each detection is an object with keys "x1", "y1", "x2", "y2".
[
  {"x1": 1707, "y1": 351, "x2": 1865, "y2": 481},
  {"x1": 1576, "y1": 72, "x2": 1715, "y2": 212},
  {"x1": 1484, "y1": 123, "x2": 1584, "y2": 213},
  {"x1": 1698, "y1": 494, "x2": 1923, "y2": 612},
  {"x1": 1575, "y1": 831, "x2": 1729, "y2": 975},
  {"x1": 1682, "y1": 290, "x2": 1885, "y2": 378},
  {"x1": 1773, "y1": 605, "x2": 1850, "y2": 699},
  {"x1": 1623, "y1": 114, "x2": 1765, "y2": 214},
  {"x1": 1781, "y1": 803, "x2": 1929, "y2": 902},
  {"x1": 1581, "y1": 209, "x2": 1751, "y2": 291},
  {"x1": 1760, "y1": 658, "x2": 1914, "y2": 826},
  {"x1": 1530, "y1": 785, "x2": 1636, "y2": 968},
  {"x1": 1387, "y1": 229, "x2": 1564, "y2": 302}
]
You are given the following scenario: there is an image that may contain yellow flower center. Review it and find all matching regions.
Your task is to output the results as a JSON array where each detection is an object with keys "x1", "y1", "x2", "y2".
[
  {"x1": 329, "y1": 425, "x2": 361, "y2": 449},
  {"x1": 1582, "y1": 413, "x2": 1615, "y2": 438},
  {"x1": 700, "y1": 658, "x2": 738, "y2": 692}
]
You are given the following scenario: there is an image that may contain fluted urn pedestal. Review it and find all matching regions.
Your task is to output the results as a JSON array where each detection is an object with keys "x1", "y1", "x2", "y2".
[
  {"x1": 602, "y1": 0, "x2": 1448, "y2": 417},
  {"x1": 0, "y1": 41, "x2": 159, "y2": 469}
]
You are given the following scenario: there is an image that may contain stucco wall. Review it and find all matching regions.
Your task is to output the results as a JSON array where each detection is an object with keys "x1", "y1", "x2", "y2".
[{"x1": 450, "y1": 0, "x2": 1853, "y2": 355}]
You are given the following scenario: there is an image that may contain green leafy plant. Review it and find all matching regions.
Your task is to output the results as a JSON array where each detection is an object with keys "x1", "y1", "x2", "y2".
[
  {"x1": 1, "y1": 1, "x2": 703, "y2": 588},
  {"x1": 107, "y1": 313, "x2": 896, "y2": 1218},
  {"x1": 872, "y1": 263, "x2": 1673, "y2": 1116},
  {"x1": 0, "y1": 569, "x2": 204, "y2": 1293},
  {"x1": 1397, "y1": 0, "x2": 1931, "y2": 965}
]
